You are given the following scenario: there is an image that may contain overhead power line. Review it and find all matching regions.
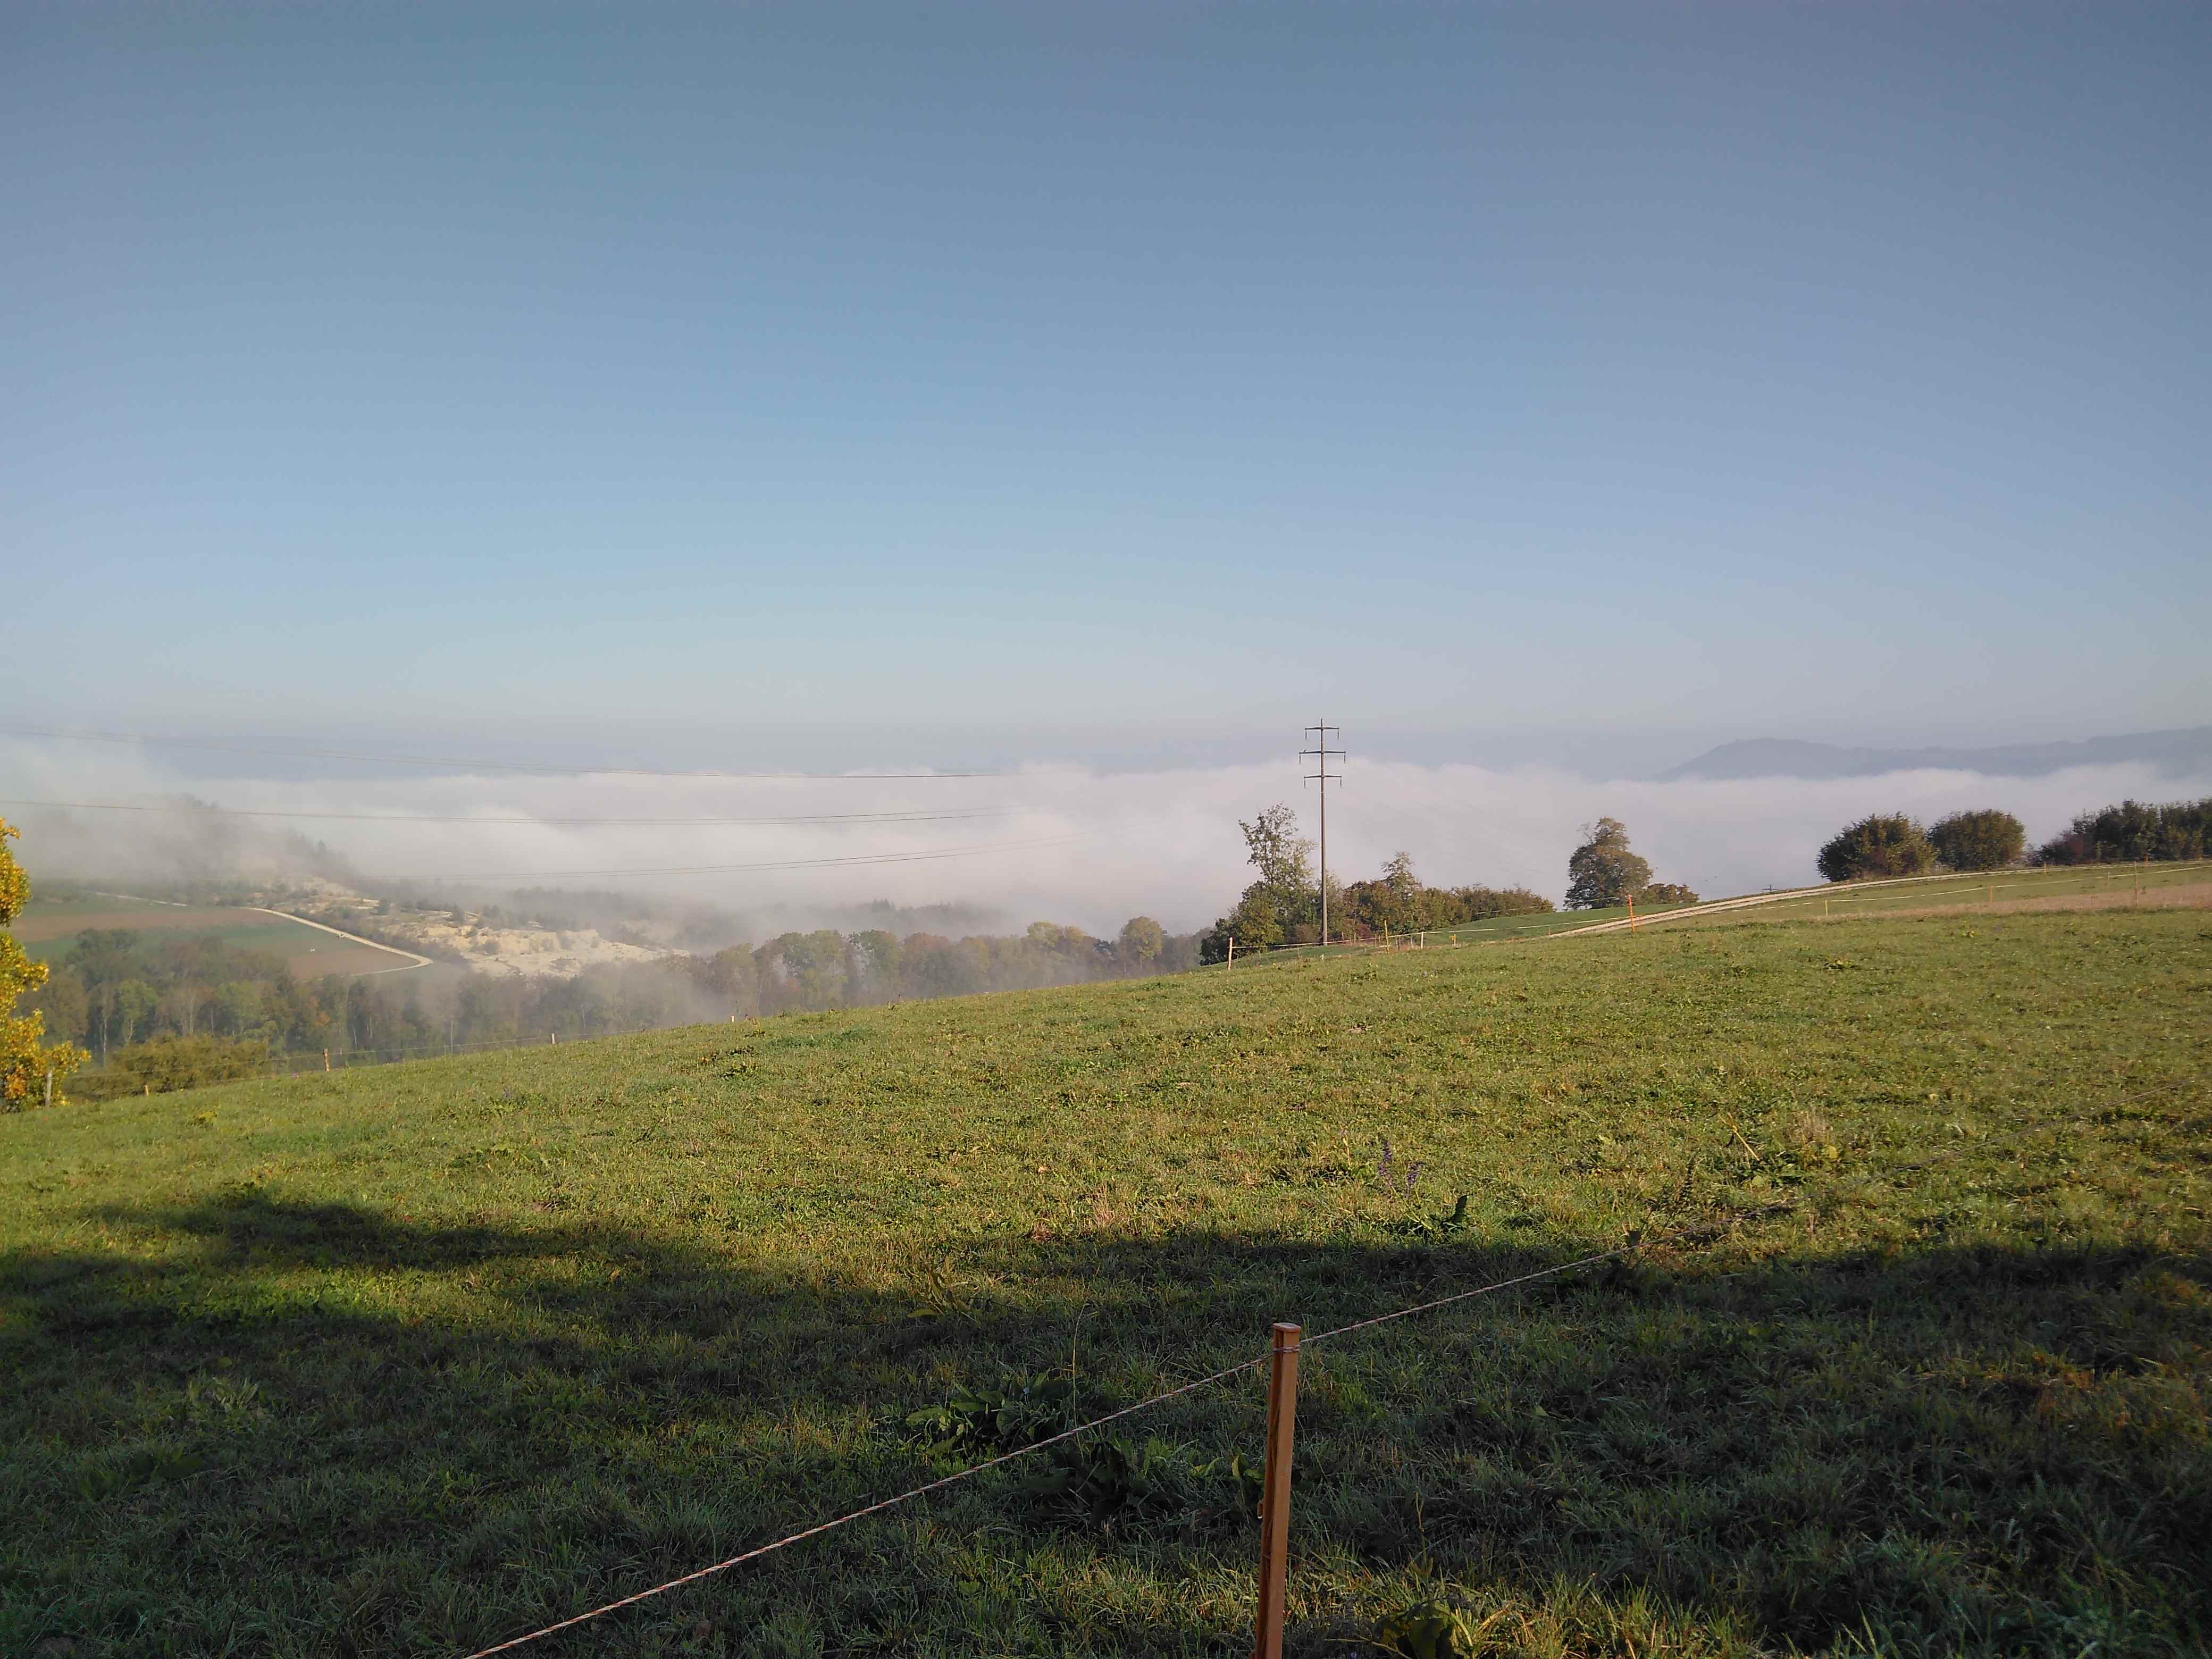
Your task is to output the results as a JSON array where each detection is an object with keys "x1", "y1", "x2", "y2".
[
  {"x1": 0, "y1": 726, "x2": 1007, "y2": 780},
  {"x1": 0, "y1": 798, "x2": 1015, "y2": 828}
]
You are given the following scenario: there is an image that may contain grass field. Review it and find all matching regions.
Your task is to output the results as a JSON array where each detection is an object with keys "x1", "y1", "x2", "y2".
[
  {"x1": 1286, "y1": 862, "x2": 2212, "y2": 957},
  {"x1": 3, "y1": 907, "x2": 2208, "y2": 1657},
  {"x1": 16, "y1": 895, "x2": 421, "y2": 978},
  {"x1": 1686, "y1": 862, "x2": 2212, "y2": 927},
  {"x1": 1241, "y1": 899, "x2": 1704, "y2": 958}
]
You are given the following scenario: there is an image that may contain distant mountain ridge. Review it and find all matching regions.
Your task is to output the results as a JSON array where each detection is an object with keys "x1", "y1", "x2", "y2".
[{"x1": 1657, "y1": 727, "x2": 2212, "y2": 783}]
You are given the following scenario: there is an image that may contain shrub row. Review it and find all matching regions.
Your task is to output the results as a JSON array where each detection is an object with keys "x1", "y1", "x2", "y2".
[{"x1": 1818, "y1": 798, "x2": 2210, "y2": 883}]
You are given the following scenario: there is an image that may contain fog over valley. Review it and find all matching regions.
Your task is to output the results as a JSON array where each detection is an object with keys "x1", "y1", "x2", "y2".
[{"x1": 11, "y1": 734, "x2": 2207, "y2": 937}]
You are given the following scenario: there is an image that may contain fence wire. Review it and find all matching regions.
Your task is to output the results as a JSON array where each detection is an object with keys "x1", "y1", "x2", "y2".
[
  {"x1": 455, "y1": 1228, "x2": 1720, "y2": 1657},
  {"x1": 455, "y1": 1092, "x2": 2193, "y2": 1657}
]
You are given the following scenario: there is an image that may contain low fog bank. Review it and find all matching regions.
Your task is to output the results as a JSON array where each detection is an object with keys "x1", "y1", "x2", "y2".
[
  {"x1": 37, "y1": 915, "x2": 1198, "y2": 1090},
  {"x1": 8, "y1": 738, "x2": 2209, "y2": 931}
]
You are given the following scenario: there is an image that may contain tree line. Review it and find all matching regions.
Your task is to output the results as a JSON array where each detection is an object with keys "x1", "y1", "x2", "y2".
[
  {"x1": 1816, "y1": 796, "x2": 2211, "y2": 881},
  {"x1": 18, "y1": 904, "x2": 1200, "y2": 1105},
  {"x1": 1197, "y1": 806, "x2": 1706, "y2": 959},
  {"x1": 1200, "y1": 804, "x2": 1562, "y2": 961}
]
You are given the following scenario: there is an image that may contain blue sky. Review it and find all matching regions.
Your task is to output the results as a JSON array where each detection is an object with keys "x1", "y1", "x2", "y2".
[{"x1": 7, "y1": 3, "x2": 2207, "y2": 772}]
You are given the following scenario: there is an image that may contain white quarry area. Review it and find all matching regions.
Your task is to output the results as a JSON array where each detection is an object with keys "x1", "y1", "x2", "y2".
[{"x1": 283, "y1": 892, "x2": 669, "y2": 979}]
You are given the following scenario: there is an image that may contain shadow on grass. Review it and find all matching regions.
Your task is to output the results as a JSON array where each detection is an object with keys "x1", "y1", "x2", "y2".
[{"x1": 3, "y1": 1194, "x2": 2208, "y2": 1658}]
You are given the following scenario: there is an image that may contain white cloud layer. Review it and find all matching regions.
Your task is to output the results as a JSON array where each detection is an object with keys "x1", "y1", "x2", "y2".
[{"x1": 8, "y1": 740, "x2": 2207, "y2": 937}]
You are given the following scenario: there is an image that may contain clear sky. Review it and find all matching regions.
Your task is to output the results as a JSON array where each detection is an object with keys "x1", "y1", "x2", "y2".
[{"x1": 7, "y1": 3, "x2": 2207, "y2": 772}]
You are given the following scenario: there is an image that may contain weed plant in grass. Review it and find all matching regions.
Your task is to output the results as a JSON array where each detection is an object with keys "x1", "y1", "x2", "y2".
[{"x1": 3, "y1": 911, "x2": 2209, "y2": 1657}]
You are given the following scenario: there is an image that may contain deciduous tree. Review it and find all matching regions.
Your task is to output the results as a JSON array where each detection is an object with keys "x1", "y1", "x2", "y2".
[
  {"x1": 1928, "y1": 809, "x2": 2026, "y2": 872},
  {"x1": 1, "y1": 818, "x2": 88, "y2": 1108},
  {"x1": 1817, "y1": 814, "x2": 1936, "y2": 882},
  {"x1": 1202, "y1": 806, "x2": 1321, "y2": 959},
  {"x1": 1117, "y1": 916, "x2": 1164, "y2": 965},
  {"x1": 2033, "y1": 798, "x2": 2210, "y2": 865},
  {"x1": 1565, "y1": 817, "x2": 1653, "y2": 910},
  {"x1": 1240, "y1": 805, "x2": 1317, "y2": 920}
]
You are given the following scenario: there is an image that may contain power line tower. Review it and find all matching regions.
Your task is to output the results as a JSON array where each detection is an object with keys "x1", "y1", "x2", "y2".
[{"x1": 1301, "y1": 722, "x2": 1343, "y2": 948}]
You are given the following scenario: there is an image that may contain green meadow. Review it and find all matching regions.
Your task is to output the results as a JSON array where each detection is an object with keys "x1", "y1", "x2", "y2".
[
  {"x1": 1693, "y1": 861, "x2": 2212, "y2": 926},
  {"x1": 4, "y1": 908, "x2": 2208, "y2": 1657},
  {"x1": 14, "y1": 894, "x2": 408, "y2": 974}
]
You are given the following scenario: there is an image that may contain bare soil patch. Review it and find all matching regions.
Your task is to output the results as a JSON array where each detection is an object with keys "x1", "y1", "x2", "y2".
[{"x1": 271, "y1": 944, "x2": 419, "y2": 978}]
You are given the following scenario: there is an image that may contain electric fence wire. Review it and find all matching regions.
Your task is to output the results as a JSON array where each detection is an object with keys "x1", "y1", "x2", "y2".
[
  {"x1": 449, "y1": 1085, "x2": 2210, "y2": 1657},
  {"x1": 452, "y1": 1249, "x2": 1648, "y2": 1659},
  {"x1": 455, "y1": 1351, "x2": 1278, "y2": 1658},
  {"x1": 453, "y1": 1199, "x2": 1834, "y2": 1654}
]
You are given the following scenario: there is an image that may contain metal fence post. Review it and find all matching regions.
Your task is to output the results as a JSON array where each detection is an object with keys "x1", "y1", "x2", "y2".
[{"x1": 1253, "y1": 1321, "x2": 1302, "y2": 1659}]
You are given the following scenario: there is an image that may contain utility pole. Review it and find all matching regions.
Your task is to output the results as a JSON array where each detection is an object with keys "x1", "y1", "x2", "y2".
[{"x1": 1301, "y1": 723, "x2": 1343, "y2": 948}]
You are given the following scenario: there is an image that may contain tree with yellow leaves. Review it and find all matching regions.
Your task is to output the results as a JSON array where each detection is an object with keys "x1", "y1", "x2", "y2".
[{"x1": 2, "y1": 817, "x2": 87, "y2": 1108}]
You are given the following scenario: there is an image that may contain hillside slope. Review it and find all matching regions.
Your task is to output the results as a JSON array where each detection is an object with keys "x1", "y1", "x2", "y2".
[{"x1": 4, "y1": 909, "x2": 2209, "y2": 1657}]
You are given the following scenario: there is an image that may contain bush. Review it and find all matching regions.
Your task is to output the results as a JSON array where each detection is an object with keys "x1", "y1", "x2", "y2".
[
  {"x1": 1928, "y1": 809, "x2": 2026, "y2": 872},
  {"x1": 2034, "y1": 798, "x2": 2211, "y2": 866},
  {"x1": 1200, "y1": 887, "x2": 1284, "y2": 963},
  {"x1": 72, "y1": 1035, "x2": 271, "y2": 1102},
  {"x1": 1437, "y1": 884, "x2": 1554, "y2": 922},
  {"x1": 1338, "y1": 863, "x2": 1556, "y2": 937},
  {"x1": 1638, "y1": 882, "x2": 1700, "y2": 906},
  {"x1": 1817, "y1": 815, "x2": 1936, "y2": 882}
]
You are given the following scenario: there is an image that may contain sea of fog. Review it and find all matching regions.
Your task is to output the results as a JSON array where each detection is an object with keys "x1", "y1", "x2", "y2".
[{"x1": 6, "y1": 739, "x2": 2207, "y2": 937}]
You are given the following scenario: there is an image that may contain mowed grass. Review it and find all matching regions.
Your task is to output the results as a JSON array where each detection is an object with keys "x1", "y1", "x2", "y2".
[
  {"x1": 1672, "y1": 861, "x2": 2212, "y2": 930},
  {"x1": 1339, "y1": 862, "x2": 2212, "y2": 955},
  {"x1": 3, "y1": 910, "x2": 2209, "y2": 1658},
  {"x1": 1258, "y1": 900, "x2": 1702, "y2": 956}
]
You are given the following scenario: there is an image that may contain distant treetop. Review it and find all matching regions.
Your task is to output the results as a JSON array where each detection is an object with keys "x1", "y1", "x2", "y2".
[
  {"x1": 1817, "y1": 815, "x2": 1936, "y2": 883},
  {"x1": 1565, "y1": 817, "x2": 1652, "y2": 910}
]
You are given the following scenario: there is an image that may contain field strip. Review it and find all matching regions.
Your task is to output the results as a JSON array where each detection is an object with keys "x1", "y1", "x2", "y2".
[
  {"x1": 1556, "y1": 870, "x2": 2037, "y2": 936},
  {"x1": 1555, "y1": 882, "x2": 1847, "y2": 934},
  {"x1": 246, "y1": 907, "x2": 433, "y2": 974},
  {"x1": 62, "y1": 888, "x2": 433, "y2": 974}
]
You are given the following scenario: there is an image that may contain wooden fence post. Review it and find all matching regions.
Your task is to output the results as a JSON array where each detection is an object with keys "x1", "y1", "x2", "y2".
[
  {"x1": 1253, "y1": 1321, "x2": 1302, "y2": 1659},
  {"x1": 1227, "y1": 936, "x2": 1236, "y2": 971}
]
